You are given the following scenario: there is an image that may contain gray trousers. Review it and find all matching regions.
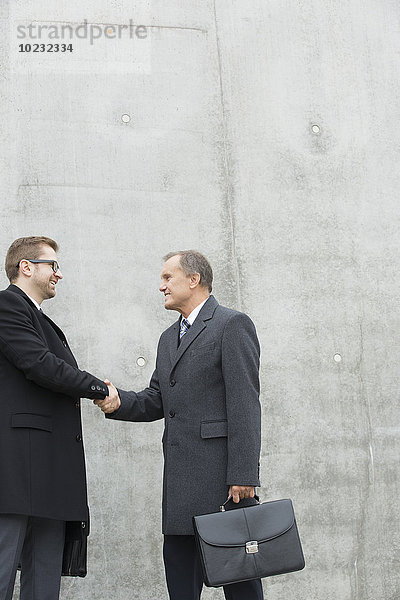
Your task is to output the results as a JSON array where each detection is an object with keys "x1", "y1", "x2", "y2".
[
  {"x1": 0, "y1": 514, "x2": 65, "y2": 600},
  {"x1": 163, "y1": 535, "x2": 264, "y2": 600}
]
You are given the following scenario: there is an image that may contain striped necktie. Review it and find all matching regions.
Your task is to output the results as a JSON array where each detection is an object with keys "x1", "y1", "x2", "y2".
[{"x1": 180, "y1": 318, "x2": 191, "y2": 339}]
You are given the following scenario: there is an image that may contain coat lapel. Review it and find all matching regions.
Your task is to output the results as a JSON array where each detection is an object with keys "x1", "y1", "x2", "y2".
[
  {"x1": 40, "y1": 312, "x2": 70, "y2": 345},
  {"x1": 170, "y1": 295, "x2": 218, "y2": 373},
  {"x1": 167, "y1": 321, "x2": 179, "y2": 365}
]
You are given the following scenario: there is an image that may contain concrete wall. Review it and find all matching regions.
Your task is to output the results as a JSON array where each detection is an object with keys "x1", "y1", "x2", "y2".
[{"x1": 1, "y1": 1, "x2": 399, "y2": 598}]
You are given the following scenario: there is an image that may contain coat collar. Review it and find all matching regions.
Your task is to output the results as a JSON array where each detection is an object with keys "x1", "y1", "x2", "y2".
[
  {"x1": 169, "y1": 295, "x2": 218, "y2": 372},
  {"x1": 7, "y1": 284, "x2": 41, "y2": 310},
  {"x1": 7, "y1": 284, "x2": 67, "y2": 343}
]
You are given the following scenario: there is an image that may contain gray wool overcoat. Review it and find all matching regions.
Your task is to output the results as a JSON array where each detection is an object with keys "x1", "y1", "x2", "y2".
[{"x1": 108, "y1": 295, "x2": 261, "y2": 535}]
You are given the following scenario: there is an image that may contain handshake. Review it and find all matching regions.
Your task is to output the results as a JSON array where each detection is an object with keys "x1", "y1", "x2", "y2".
[{"x1": 93, "y1": 379, "x2": 121, "y2": 414}]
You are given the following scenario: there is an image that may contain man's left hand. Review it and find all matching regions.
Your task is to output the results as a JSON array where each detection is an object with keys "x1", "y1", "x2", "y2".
[{"x1": 229, "y1": 485, "x2": 255, "y2": 504}]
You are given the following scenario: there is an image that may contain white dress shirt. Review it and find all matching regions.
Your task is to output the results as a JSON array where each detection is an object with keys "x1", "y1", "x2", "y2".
[
  {"x1": 184, "y1": 298, "x2": 208, "y2": 326},
  {"x1": 26, "y1": 294, "x2": 41, "y2": 311}
]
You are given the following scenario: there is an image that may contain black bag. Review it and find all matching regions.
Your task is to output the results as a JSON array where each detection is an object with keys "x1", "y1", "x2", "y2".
[
  {"x1": 62, "y1": 520, "x2": 89, "y2": 577},
  {"x1": 192, "y1": 497, "x2": 305, "y2": 587}
]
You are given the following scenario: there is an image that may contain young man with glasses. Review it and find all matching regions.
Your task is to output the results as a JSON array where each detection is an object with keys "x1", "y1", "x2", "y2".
[{"x1": 0, "y1": 236, "x2": 110, "y2": 600}]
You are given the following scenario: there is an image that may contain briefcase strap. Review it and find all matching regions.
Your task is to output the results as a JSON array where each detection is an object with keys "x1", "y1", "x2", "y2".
[{"x1": 219, "y1": 494, "x2": 260, "y2": 512}]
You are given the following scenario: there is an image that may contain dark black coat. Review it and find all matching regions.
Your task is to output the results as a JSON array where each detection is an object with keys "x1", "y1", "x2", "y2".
[
  {"x1": 108, "y1": 296, "x2": 261, "y2": 534},
  {"x1": 0, "y1": 284, "x2": 108, "y2": 521}
]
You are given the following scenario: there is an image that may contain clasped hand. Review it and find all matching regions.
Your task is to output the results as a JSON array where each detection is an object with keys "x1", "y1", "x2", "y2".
[
  {"x1": 228, "y1": 485, "x2": 255, "y2": 503},
  {"x1": 93, "y1": 379, "x2": 121, "y2": 413}
]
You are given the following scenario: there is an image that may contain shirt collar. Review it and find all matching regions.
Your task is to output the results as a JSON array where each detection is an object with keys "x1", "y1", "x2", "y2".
[
  {"x1": 184, "y1": 298, "x2": 208, "y2": 326},
  {"x1": 26, "y1": 294, "x2": 41, "y2": 311}
]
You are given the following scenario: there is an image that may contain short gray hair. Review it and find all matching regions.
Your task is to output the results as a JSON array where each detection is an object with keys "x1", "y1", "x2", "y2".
[{"x1": 163, "y1": 250, "x2": 213, "y2": 292}]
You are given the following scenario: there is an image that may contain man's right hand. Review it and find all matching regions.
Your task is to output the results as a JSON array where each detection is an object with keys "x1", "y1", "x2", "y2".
[{"x1": 93, "y1": 379, "x2": 121, "y2": 414}]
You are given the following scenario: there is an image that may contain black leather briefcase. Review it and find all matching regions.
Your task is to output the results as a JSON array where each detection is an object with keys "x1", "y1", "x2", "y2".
[
  {"x1": 192, "y1": 498, "x2": 305, "y2": 587},
  {"x1": 62, "y1": 520, "x2": 89, "y2": 577}
]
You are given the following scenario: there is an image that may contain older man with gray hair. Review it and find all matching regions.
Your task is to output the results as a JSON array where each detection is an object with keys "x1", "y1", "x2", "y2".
[{"x1": 96, "y1": 250, "x2": 263, "y2": 600}]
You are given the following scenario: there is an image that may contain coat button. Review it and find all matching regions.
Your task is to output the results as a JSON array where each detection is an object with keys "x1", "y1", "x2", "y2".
[
  {"x1": 169, "y1": 410, "x2": 175, "y2": 418},
  {"x1": 170, "y1": 379, "x2": 176, "y2": 387},
  {"x1": 91, "y1": 385, "x2": 96, "y2": 391},
  {"x1": 76, "y1": 434, "x2": 82, "y2": 442},
  {"x1": 62, "y1": 340, "x2": 67, "y2": 347},
  {"x1": 96, "y1": 385, "x2": 101, "y2": 391}
]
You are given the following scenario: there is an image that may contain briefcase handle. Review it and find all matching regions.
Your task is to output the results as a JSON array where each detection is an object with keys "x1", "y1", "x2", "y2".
[{"x1": 220, "y1": 494, "x2": 260, "y2": 512}]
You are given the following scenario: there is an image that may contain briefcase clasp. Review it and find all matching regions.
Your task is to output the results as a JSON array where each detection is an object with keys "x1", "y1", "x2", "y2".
[{"x1": 246, "y1": 541, "x2": 258, "y2": 554}]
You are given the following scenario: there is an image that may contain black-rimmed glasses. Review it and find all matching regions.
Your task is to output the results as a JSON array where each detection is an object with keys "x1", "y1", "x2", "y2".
[{"x1": 18, "y1": 259, "x2": 60, "y2": 273}]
